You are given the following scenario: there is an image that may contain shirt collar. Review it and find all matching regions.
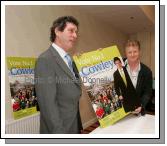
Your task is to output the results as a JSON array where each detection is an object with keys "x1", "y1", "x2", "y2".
[
  {"x1": 125, "y1": 59, "x2": 141, "y2": 72},
  {"x1": 52, "y1": 43, "x2": 67, "y2": 58},
  {"x1": 118, "y1": 68, "x2": 124, "y2": 72}
]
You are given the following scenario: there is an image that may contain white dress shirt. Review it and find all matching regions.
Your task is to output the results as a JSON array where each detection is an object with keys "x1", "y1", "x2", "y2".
[{"x1": 52, "y1": 43, "x2": 70, "y2": 69}]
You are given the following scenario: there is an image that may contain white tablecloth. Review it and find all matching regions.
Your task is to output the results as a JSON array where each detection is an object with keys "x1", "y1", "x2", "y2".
[{"x1": 90, "y1": 114, "x2": 155, "y2": 134}]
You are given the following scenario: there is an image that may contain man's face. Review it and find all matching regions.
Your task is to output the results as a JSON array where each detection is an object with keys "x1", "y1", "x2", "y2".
[
  {"x1": 55, "y1": 22, "x2": 78, "y2": 52},
  {"x1": 115, "y1": 60, "x2": 122, "y2": 69},
  {"x1": 125, "y1": 46, "x2": 140, "y2": 63}
]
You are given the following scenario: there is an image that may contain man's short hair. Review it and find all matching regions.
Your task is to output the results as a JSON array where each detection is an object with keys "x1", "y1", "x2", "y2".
[
  {"x1": 50, "y1": 16, "x2": 79, "y2": 42},
  {"x1": 125, "y1": 40, "x2": 140, "y2": 50},
  {"x1": 113, "y1": 57, "x2": 121, "y2": 64}
]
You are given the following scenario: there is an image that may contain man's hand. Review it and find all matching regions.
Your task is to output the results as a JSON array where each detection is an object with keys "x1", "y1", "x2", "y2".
[{"x1": 132, "y1": 106, "x2": 142, "y2": 114}]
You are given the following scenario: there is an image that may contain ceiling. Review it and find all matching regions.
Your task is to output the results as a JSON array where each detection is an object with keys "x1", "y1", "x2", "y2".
[{"x1": 78, "y1": 5, "x2": 155, "y2": 35}]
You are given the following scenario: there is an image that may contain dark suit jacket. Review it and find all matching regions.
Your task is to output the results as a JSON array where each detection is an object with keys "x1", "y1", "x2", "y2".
[
  {"x1": 134, "y1": 63, "x2": 152, "y2": 110},
  {"x1": 113, "y1": 67, "x2": 141, "y2": 113},
  {"x1": 35, "y1": 45, "x2": 82, "y2": 134}
]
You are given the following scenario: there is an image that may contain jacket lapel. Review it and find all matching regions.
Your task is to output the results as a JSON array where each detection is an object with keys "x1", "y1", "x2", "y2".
[
  {"x1": 49, "y1": 46, "x2": 81, "y2": 87},
  {"x1": 117, "y1": 70, "x2": 126, "y2": 88},
  {"x1": 136, "y1": 69, "x2": 142, "y2": 91},
  {"x1": 135, "y1": 63, "x2": 144, "y2": 91}
]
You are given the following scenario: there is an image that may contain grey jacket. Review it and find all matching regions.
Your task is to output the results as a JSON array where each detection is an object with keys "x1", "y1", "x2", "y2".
[{"x1": 35, "y1": 45, "x2": 82, "y2": 134}]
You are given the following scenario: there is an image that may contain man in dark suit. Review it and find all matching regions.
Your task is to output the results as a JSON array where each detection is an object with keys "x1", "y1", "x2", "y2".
[
  {"x1": 124, "y1": 40, "x2": 152, "y2": 115},
  {"x1": 113, "y1": 57, "x2": 140, "y2": 113},
  {"x1": 35, "y1": 16, "x2": 83, "y2": 134}
]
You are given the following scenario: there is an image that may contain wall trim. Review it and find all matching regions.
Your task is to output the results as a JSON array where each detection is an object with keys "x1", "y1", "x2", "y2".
[{"x1": 82, "y1": 117, "x2": 98, "y2": 129}]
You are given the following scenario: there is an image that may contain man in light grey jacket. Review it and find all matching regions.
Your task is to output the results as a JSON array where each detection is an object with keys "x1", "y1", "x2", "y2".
[{"x1": 35, "y1": 16, "x2": 83, "y2": 134}]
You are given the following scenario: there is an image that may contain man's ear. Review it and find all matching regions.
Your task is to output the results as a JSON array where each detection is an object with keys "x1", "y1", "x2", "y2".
[{"x1": 55, "y1": 28, "x2": 60, "y2": 36}]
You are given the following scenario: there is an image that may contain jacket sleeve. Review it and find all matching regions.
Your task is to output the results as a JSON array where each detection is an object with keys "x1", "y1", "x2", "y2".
[
  {"x1": 35, "y1": 57, "x2": 66, "y2": 133},
  {"x1": 141, "y1": 69, "x2": 153, "y2": 109}
]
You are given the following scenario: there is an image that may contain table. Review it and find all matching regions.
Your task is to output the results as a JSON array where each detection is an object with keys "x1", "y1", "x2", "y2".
[{"x1": 90, "y1": 114, "x2": 155, "y2": 134}]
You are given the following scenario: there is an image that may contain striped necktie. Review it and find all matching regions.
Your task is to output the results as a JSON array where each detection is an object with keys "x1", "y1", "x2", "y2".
[{"x1": 65, "y1": 54, "x2": 75, "y2": 77}]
